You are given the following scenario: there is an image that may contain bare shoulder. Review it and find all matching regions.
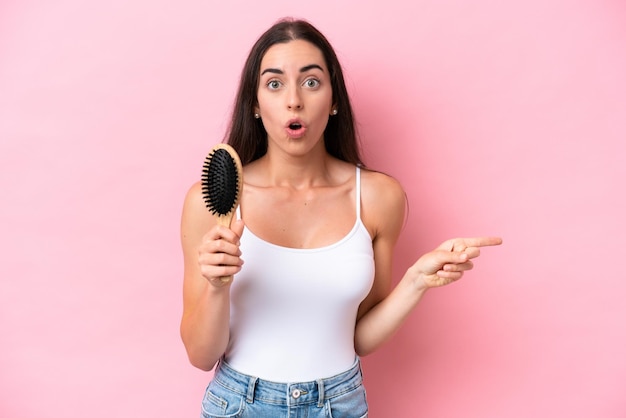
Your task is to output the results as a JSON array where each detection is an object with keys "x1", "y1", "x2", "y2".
[
  {"x1": 361, "y1": 169, "x2": 406, "y2": 211},
  {"x1": 360, "y1": 169, "x2": 407, "y2": 239},
  {"x1": 181, "y1": 181, "x2": 214, "y2": 243},
  {"x1": 182, "y1": 181, "x2": 205, "y2": 218}
]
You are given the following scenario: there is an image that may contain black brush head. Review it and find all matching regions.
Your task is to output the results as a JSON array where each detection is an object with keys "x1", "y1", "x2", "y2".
[{"x1": 201, "y1": 148, "x2": 240, "y2": 216}]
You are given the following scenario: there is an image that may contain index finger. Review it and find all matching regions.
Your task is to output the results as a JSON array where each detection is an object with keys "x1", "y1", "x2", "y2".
[
  {"x1": 463, "y1": 236, "x2": 503, "y2": 248},
  {"x1": 203, "y1": 224, "x2": 241, "y2": 244}
]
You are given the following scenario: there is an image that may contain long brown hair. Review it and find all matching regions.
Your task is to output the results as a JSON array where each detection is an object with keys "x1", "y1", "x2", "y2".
[{"x1": 224, "y1": 18, "x2": 364, "y2": 167}]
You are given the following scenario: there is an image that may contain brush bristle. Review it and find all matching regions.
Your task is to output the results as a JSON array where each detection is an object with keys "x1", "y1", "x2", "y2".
[{"x1": 201, "y1": 148, "x2": 240, "y2": 216}]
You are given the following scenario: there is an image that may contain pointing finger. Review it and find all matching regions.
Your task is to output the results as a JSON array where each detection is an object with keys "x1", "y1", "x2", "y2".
[{"x1": 463, "y1": 237, "x2": 503, "y2": 248}]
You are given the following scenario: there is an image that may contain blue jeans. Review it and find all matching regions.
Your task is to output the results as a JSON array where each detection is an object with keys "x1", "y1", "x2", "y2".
[{"x1": 200, "y1": 358, "x2": 368, "y2": 418}]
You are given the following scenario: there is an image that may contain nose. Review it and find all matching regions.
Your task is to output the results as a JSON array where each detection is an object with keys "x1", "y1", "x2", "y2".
[{"x1": 287, "y1": 87, "x2": 303, "y2": 110}]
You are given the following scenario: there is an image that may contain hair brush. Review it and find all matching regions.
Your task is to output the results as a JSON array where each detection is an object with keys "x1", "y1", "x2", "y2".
[{"x1": 201, "y1": 143, "x2": 243, "y2": 282}]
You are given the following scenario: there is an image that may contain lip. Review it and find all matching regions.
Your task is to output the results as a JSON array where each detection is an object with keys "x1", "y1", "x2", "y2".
[{"x1": 285, "y1": 118, "x2": 307, "y2": 139}]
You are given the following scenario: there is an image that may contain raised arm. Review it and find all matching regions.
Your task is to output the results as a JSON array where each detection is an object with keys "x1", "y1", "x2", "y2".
[{"x1": 179, "y1": 181, "x2": 244, "y2": 371}]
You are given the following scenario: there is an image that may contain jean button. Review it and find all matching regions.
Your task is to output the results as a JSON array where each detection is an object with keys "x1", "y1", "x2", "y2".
[{"x1": 291, "y1": 389, "x2": 301, "y2": 399}]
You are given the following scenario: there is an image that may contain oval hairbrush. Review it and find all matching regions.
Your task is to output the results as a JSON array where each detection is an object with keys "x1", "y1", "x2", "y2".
[{"x1": 201, "y1": 143, "x2": 243, "y2": 282}]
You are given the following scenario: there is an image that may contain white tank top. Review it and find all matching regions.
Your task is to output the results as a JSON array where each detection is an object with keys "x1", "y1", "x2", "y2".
[{"x1": 225, "y1": 166, "x2": 375, "y2": 382}]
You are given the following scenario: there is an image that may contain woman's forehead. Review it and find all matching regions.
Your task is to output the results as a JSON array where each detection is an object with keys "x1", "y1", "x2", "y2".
[{"x1": 260, "y1": 40, "x2": 327, "y2": 72}]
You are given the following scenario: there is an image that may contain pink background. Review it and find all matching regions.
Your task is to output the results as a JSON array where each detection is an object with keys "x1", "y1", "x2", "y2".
[{"x1": 1, "y1": 1, "x2": 625, "y2": 417}]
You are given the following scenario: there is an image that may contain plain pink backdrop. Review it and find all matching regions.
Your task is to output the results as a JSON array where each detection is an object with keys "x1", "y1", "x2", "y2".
[{"x1": 1, "y1": 1, "x2": 625, "y2": 417}]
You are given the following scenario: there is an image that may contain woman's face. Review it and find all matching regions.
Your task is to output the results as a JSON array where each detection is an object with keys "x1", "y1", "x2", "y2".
[{"x1": 256, "y1": 39, "x2": 334, "y2": 158}]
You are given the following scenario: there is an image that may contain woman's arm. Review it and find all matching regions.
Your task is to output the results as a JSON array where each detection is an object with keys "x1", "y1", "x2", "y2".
[
  {"x1": 354, "y1": 171, "x2": 408, "y2": 356},
  {"x1": 354, "y1": 172, "x2": 501, "y2": 356},
  {"x1": 179, "y1": 181, "x2": 244, "y2": 371}
]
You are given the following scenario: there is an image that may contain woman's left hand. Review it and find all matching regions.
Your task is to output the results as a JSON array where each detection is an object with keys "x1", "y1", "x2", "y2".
[{"x1": 409, "y1": 237, "x2": 503, "y2": 289}]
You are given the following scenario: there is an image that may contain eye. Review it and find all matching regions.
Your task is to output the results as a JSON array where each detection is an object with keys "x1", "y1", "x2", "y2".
[
  {"x1": 303, "y1": 78, "x2": 320, "y2": 89},
  {"x1": 267, "y1": 80, "x2": 282, "y2": 90}
]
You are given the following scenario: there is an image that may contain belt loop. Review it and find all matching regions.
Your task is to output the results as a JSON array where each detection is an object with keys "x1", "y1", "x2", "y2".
[
  {"x1": 246, "y1": 376, "x2": 258, "y2": 404},
  {"x1": 316, "y1": 379, "x2": 325, "y2": 408}
]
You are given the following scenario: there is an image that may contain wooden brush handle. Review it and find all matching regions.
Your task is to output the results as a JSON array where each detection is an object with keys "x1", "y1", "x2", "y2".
[{"x1": 216, "y1": 212, "x2": 236, "y2": 283}]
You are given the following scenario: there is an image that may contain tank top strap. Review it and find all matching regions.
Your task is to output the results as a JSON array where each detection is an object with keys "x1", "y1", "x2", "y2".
[{"x1": 355, "y1": 165, "x2": 361, "y2": 220}]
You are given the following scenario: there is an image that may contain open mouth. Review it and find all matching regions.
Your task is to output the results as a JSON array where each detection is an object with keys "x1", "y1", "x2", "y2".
[{"x1": 286, "y1": 119, "x2": 306, "y2": 138}]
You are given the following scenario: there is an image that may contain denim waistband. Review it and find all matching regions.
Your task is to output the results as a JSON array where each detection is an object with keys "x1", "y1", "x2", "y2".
[{"x1": 212, "y1": 357, "x2": 363, "y2": 407}]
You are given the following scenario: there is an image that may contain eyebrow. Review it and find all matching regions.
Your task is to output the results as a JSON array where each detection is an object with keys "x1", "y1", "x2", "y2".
[{"x1": 260, "y1": 64, "x2": 325, "y2": 76}]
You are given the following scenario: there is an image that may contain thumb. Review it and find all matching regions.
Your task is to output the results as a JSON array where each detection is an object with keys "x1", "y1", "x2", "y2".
[{"x1": 231, "y1": 218, "x2": 245, "y2": 239}]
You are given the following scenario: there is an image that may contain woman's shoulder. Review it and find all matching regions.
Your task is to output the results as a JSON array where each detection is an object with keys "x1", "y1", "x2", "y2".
[
  {"x1": 183, "y1": 180, "x2": 203, "y2": 206},
  {"x1": 360, "y1": 168, "x2": 406, "y2": 202},
  {"x1": 181, "y1": 181, "x2": 213, "y2": 226},
  {"x1": 360, "y1": 168, "x2": 406, "y2": 238}
]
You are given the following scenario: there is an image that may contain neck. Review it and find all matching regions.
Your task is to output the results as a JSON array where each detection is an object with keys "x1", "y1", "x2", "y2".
[{"x1": 259, "y1": 147, "x2": 333, "y2": 189}]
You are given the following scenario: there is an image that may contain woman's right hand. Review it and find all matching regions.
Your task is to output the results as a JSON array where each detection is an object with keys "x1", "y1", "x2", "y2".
[{"x1": 197, "y1": 219, "x2": 245, "y2": 287}]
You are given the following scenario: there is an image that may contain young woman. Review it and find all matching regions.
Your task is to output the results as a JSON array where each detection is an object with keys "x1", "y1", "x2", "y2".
[{"x1": 180, "y1": 18, "x2": 502, "y2": 418}]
